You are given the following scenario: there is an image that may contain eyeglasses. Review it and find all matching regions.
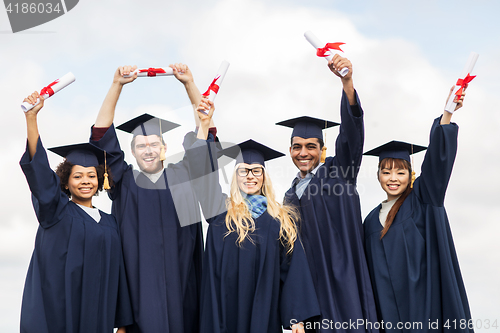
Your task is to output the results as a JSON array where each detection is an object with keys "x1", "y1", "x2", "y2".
[{"x1": 237, "y1": 167, "x2": 264, "y2": 177}]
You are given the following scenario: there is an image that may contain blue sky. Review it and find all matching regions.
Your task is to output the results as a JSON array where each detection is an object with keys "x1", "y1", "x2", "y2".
[{"x1": 1, "y1": 0, "x2": 499, "y2": 331}]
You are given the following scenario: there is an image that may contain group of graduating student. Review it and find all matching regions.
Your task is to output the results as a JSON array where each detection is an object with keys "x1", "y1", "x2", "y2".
[{"x1": 19, "y1": 55, "x2": 474, "y2": 333}]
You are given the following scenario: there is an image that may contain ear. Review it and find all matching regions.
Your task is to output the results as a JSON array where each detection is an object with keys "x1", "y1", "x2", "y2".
[{"x1": 131, "y1": 148, "x2": 136, "y2": 159}]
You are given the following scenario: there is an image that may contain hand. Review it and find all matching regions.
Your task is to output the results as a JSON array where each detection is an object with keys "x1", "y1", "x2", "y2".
[
  {"x1": 116, "y1": 327, "x2": 126, "y2": 333},
  {"x1": 170, "y1": 63, "x2": 193, "y2": 85},
  {"x1": 446, "y1": 85, "x2": 466, "y2": 112},
  {"x1": 291, "y1": 322, "x2": 305, "y2": 333},
  {"x1": 328, "y1": 54, "x2": 353, "y2": 80},
  {"x1": 23, "y1": 91, "x2": 44, "y2": 117},
  {"x1": 196, "y1": 97, "x2": 214, "y2": 124},
  {"x1": 113, "y1": 65, "x2": 138, "y2": 85}
]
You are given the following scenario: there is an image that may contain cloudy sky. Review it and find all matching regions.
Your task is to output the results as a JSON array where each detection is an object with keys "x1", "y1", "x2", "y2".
[{"x1": 1, "y1": 0, "x2": 499, "y2": 331}]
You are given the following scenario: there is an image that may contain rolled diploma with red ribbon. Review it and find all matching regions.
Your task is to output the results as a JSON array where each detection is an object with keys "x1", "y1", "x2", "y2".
[
  {"x1": 205, "y1": 61, "x2": 230, "y2": 102},
  {"x1": 444, "y1": 52, "x2": 479, "y2": 113},
  {"x1": 21, "y1": 72, "x2": 76, "y2": 112},
  {"x1": 304, "y1": 30, "x2": 349, "y2": 77},
  {"x1": 199, "y1": 60, "x2": 230, "y2": 114},
  {"x1": 124, "y1": 67, "x2": 175, "y2": 78}
]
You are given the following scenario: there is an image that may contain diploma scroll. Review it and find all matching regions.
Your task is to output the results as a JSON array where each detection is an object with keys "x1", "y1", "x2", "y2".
[
  {"x1": 200, "y1": 60, "x2": 230, "y2": 114},
  {"x1": 21, "y1": 72, "x2": 76, "y2": 112},
  {"x1": 124, "y1": 67, "x2": 175, "y2": 78},
  {"x1": 444, "y1": 52, "x2": 479, "y2": 113},
  {"x1": 304, "y1": 30, "x2": 349, "y2": 77}
]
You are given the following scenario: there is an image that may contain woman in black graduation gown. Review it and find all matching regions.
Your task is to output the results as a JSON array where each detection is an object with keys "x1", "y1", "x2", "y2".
[
  {"x1": 19, "y1": 92, "x2": 133, "y2": 333},
  {"x1": 362, "y1": 90, "x2": 473, "y2": 332},
  {"x1": 193, "y1": 98, "x2": 320, "y2": 333}
]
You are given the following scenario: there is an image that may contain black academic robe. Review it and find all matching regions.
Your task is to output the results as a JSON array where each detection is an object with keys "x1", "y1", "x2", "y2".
[
  {"x1": 285, "y1": 91, "x2": 379, "y2": 332},
  {"x1": 19, "y1": 138, "x2": 133, "y2": 333},
  {"x1": 364, "y1": 117, "x2": 473, "y2": 332},
  {"x1": 200, "y1": 209, "x2": 320, "y2": 333},
  {"x1": 90, "y1": 125, "x2": 206, "y2": 333}
]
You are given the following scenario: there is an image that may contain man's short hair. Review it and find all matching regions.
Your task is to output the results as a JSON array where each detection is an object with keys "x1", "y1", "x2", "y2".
[{"x1": 290, "y1": 137, "x2": 324, "y2": 150}]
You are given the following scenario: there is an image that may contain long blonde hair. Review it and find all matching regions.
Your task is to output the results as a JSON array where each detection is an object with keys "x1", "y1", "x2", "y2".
[{"x1": 225, "y1": 165, "x2": 299, "y2": 253}]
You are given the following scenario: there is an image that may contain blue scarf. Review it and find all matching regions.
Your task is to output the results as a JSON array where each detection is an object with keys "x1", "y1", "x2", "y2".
[{"x1": 245, "y1": 195, "x2": 268, "y2": 219}]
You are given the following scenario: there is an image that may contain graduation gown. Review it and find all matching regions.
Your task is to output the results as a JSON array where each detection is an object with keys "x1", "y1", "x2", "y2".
[
  {"x1": 200, "y1": 209, "x2": 320, "y2": 333},
  {"x1": 90, "y1": 125, "x2": 206, "y2": 333},
  {"x1": 364, "y1": 117, "x2": 473, "y2": 332},
  {"x1": 285, "y1": 91, "x2": 378, "y2": 332},
  {"x1": 19, "y1": 138, "x2": 133, "y2": 333}
]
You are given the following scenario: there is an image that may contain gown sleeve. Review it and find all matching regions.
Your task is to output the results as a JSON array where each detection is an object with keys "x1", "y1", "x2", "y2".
[
  {"x1": 89, "y1": 125, "x2": 129, "y2": 199},
  {"x1": 19, "y1": 137, "x2": 69, "y2": 228},
  {"x1": 182, "y1": 132, "x2": 227, "y2": 221},
  {"x1": 332, "y1": 90, "x2": 364, "y2": 183},
  {"x1": 114, "y1": 236, "x2": 134, "y2": 328},
  {"x1": 279, "y1": 240, "x2": 320, "y2": 328},
  {"x1": 415, "y1": 116, "x2": 459, "y2": 206}
]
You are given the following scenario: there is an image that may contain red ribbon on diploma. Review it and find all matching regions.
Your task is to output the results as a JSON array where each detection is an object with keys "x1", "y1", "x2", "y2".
[
  {"x1": 140, "y1": 68, "x2": 167, "y2": 77},
  {"x1": 316, "y1": 42, "x2": 345, "y2": 57},
  {"x1": 40, "y1": 80, "x2": 59, "y2": 97},
  {"x1": 202, "y1": 76, "x2": 220, "y2": 97},
  {"x1": 455, "y1": 73, "x2": 476, "y2": 98}
]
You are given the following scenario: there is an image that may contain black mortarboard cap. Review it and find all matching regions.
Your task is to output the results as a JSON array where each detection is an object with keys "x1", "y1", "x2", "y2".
[
  {"x1": 219, "y1": 139, "x2": 285, "y2": 166},
  {"x1": 48, "y1": 143, "x2": 110, "y2": 167},
  {"x1": 276, "y1": 116, "x2": 339, "y2": 140},
  {"x1": 116, "y1": 113, "x2": 180, "y2": 137},
  {"x1": 364, "y1": 140, "x2": 427, "y2": 163}
]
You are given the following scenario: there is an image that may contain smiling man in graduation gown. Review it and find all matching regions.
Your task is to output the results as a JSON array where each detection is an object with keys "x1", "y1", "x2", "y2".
[
  {"x1": 278, "y1": 56, "x2": 378, "y2": 332},
  {"x1": 89, "y1": 64, "x2": 213, "y2": 333}
]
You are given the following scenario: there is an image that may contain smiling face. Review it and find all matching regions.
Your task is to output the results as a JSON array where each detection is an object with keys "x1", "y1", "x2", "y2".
[
  {"x1": 236, "y1": 163, "x2": 264, "y2": 196},
  {"x1": 290, "y1": 136, "x2": 322, "y2": 178},
  {"x1": 131, "y1": 134, "x2": 164, "y2": 174},
  {"x1": 377, "y1": 159, "x2": 411, "y2": 201},
  {"x1": 67, "y1": 165, "x2": 99, "y2": 207}
]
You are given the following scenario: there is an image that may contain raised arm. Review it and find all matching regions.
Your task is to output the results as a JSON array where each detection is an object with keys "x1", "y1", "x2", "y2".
[
  {"x1": 441, "y1": 85, "x2": 466, "y2": 125},
  {"x1": 94, "y1": 65, "x2": 137, "y2": 127},
  {"x1": 417, "y1": 88, "x2": 465, "y2": 206},
  {"x1": 327, "y1": 56, "x2": 364, "y2": 182},
  {"x1": 20, "y1": 92, "x2": 68, "y2": 228},
  {"x1": 171, "y1": 63, "x2": 215, "y2": 129},
  {"x1": 23, "y1": 91, "x2": 44, "y2": 159},
  {"x1": 328, "y1": 54, "x2": 356, "y2": 107}
]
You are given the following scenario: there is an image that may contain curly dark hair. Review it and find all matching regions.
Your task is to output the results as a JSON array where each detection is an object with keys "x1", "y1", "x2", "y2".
[{"x1": 55, "y1": 159, "x2": 113, "y2": 198}]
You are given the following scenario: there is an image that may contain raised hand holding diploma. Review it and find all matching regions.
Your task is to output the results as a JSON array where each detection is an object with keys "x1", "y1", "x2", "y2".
[
  {"x1": 199, "y1": 60, "x2": 230, "y2": 114},
  {"x1": 124, "y1": 67, "x2": 175, "y2": 78},
  {"x1": 21, "y1": 72, "x2": 75, "y2": 112},
  {"x1": 304, "y1": 30, "x2": 349, "y2": 77},
  {"x1": 444, "y1": 52, "x2": 478, "y2": 113}
]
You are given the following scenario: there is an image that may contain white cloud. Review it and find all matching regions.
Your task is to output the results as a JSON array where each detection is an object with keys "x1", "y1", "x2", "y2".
[{"x1": 1, "y1": 0, "x2": 499, "y2": 330}]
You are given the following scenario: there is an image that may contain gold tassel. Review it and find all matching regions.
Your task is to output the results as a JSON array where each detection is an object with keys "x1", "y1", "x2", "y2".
[
  {"x1": 410, "y1": 171, "x2": 416, "y2": 188},
  {"x1": 160, "y1": 144, "x2": 166, "y2": 161},
  {"x1": 410, "y1": 144, "x2": 415, "y2": 188},
  {"x1": 103, "y1": 172, "x2": 110, "y2": 190},
  {"x1": 103, "y1": 151, "x2": 111, "y2": 190},
  {"x1": 321, "y1": 146, "x2": 327, "y2": 163}
]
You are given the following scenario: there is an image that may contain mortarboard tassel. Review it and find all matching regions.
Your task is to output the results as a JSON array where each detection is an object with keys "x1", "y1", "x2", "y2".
[
  {"x1": 159, "y1": 118, "x2": 166, "y2": 161},
  {"x1": 410, "y1": 144, "x2": 415, "y2": 188},
  {"x1": 321, "y1": 146, "x2": 327, "y2": 163},
  {"x1": 103, "y1": 151, "x2": 111, "y2": 190},
  {"x1": 320, "y1": 119, "x2": 327, "y2": 163}
]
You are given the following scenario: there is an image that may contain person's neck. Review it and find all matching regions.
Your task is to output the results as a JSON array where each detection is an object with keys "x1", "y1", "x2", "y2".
[{"x1": 72, "y1": 198, "x2": 93, "y2": 208}]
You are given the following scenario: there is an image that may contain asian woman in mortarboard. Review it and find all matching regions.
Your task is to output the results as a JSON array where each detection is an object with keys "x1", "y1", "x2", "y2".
[
  {"x1": 362, "y1": 89, "x2": 473, "y2": 332},
  {"x1": 191, "y1": 98, "x2": 320, "y2": 333},
  {"x1": 19, "y1": 92, "x2": 133, "y2": 333}
]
